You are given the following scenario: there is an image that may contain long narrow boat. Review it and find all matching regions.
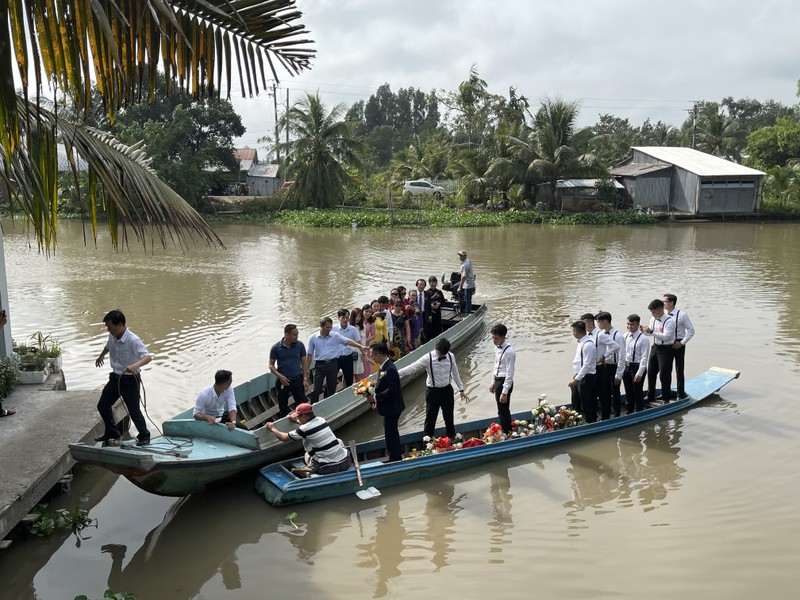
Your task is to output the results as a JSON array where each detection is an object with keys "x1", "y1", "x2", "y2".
[
  {"x1": 69, "y1": 302, "x2": 486, "y2": 496},
  {"x1": 255, "y1": 367, "x2": 739, "y2": 506}
]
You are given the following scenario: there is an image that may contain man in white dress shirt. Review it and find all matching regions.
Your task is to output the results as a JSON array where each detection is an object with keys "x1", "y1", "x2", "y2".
[
  {"x1": 193, "y1": 370, "x2": 237, "y2": 430},
  {"x1": 663, "y1": 293, "x2": 695, "y2": 400},
  {"x1": 94, "y1": 309, "x2": 153, "y2": 445},
  {"x1": 569, "y1": 320, "x2": 598, "y2": 423},
  {"x1": 489, "y1": 323, "x2": 516, "y2": 433},
  {"x1": 622, "y1": 314, "x2": 650, "y2": 413},
  {"x1": 398, "y1": 337, "x2": 468, "y2": 439},
  {"x1": 595, "y1": 312, "x2": 625, "y2": 418},
  {"x1": 640, "y1": 299, "x2": 676, "y2": 404},
  {"x1": 581, "y1": 312, "x2": 621, "y2": 420}
]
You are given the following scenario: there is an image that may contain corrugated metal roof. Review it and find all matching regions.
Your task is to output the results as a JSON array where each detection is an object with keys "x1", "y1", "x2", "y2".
[
  {"x1": 248, "y1": 163, "x2": 280, "y2": 178},
  {"x1": 57, "y1": 145, "x2": 88, "y2": 172},
  {"x1": 610, "y1": 162, "x2": 672, "y2": 177},
  {"x1": 235, "y1": 147, "x2": 258, "y2": 171},
  {"x1": 556, "y1": 178, "x2": 624, "y2": 189},
  {"x1": 631, "y1": 147, "x2": 765, "y2": 177}
]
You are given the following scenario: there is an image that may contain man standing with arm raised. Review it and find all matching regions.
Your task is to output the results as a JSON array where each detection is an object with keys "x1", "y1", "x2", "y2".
[
  {"x1": 94, "y1": 309, "x2": 152, "y2": 446},
  {"x1": 641, "y1": 299, "x2": 676, "y2": 405},
  {"x1": 397, "y1": 337, "x2": 468, "y2": 439}
]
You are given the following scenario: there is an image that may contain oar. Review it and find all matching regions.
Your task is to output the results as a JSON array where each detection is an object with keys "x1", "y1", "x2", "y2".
[{"x1": 348, "y1": 439, "x2": 381, "y2": 500}]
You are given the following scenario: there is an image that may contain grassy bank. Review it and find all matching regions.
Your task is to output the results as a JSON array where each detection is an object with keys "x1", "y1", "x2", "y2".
[{"x1": 206, "y1": 206, "x2": 658, "y2": 228}]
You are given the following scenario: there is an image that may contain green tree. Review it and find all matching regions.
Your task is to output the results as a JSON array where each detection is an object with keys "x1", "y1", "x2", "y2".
[
  {"x1": 764, "y1": 164, "x2": 800, "y2": 207},
  {"x1": 281, "y1": 93, "x2": 364, "y2": 209},
  {"x1": 743, "y1": 117, "x2": 800, "y2": 170},
  {"x1": 1, "y1": 0, "x2": 313, "y2": 251},
  {"x1": 528, "y1": 97, "x2": 584, "y2": 208},
  {"x1": 113, "y1": 87, "x2": 245, "y2": 206}
]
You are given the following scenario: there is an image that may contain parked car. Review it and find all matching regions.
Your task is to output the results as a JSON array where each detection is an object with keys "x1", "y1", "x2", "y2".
[{"x1": 402, "y1": 180, "x2": 445, "y2": 197}]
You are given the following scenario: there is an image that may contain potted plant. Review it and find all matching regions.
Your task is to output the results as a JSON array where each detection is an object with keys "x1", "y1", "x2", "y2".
[
  {"x1": 0, "y1": 354, "x2": 20, "y2": 399},
  {"x1": 18, "y1": 353, "x2": 50, "y2": 384},
  {"x1": 29, "y1": 332, "x2": 62, "y2": 374}
]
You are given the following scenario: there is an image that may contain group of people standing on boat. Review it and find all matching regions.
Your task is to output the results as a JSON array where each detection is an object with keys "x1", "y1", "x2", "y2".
[{"x1": 569, "y1": 294, "x2": 695, "y2": 424}]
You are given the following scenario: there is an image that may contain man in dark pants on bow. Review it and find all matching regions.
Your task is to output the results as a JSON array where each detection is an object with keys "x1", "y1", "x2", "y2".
[{"x1": 94, "y1": 309, "x2": 152, "y2": 446}]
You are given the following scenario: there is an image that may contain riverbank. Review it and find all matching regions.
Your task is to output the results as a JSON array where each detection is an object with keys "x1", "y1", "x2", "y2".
[{"x1": 205, "y1": 206, "x2": 660, "y2": 228}]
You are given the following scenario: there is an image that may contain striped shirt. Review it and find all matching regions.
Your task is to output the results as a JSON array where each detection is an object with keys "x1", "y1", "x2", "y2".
[{"x1": 288, "y1": 416, "x2": 348, "y2": 464}]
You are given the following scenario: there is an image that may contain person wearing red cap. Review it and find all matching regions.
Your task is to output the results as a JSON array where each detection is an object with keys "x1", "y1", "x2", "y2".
[{"x1": 265, "y1": 403, "x2": 350, "y2": 475}]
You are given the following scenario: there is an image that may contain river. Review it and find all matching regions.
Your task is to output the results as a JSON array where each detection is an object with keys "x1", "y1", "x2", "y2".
[{"x1": 1, "y1": 220, "x2": 797, "y2": 599}]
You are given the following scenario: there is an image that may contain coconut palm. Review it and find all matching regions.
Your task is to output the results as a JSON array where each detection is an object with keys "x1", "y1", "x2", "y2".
[
  {"x1": 1, "y1": 0, "x2": 314, "y2": 251},
  {"x1": 281, "y1": 93, "x2": 364, "y2": 209},
  {"x1": 696, "y1": 110, "x2": 741, "y2": 160}
]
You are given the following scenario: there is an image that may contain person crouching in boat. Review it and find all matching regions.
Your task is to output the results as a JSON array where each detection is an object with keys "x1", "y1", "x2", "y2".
[{"x1": 265, "y1": 403, "x2": 351, "y2": 475}]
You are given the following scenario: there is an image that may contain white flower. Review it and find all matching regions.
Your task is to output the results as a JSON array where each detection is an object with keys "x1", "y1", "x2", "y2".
[
  {"x1": 538, "y1": 393, "x2": 547, "y2": 401},
  {"x1": 426, "y1": 443, "x2": 434, "y2": 450},
  {"x1": 455, "y1": 432, "x2": 463, "y2": 441},
  {"x1": 422, "y1": 435, "x2": 431, "y2": 443},
  {"x1": 511, "y1": 431, "x2": 519, "y2": 438},
  {"x1": 519, "y1": 420, "x2": 528, "y2": 427},
  {"x1": 455, "y1": 443, "x2": 462, "y2": 449}
]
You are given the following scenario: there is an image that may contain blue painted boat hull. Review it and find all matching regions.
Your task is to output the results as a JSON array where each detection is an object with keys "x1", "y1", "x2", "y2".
[
  {"x1": 69, "y1": 302, "x2": 487, "y2": 496},
  {"x1": 255, "y1": 367, "x2": 740, "y2": 506}
]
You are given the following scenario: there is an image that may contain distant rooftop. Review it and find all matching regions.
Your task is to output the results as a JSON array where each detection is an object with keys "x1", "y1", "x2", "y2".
[
  {"x1": 631, "y1": 147, "x2": 764, "y2": 177},
  {"x1": 610, "y1": 162, "x2": 672, "y2": 177}
]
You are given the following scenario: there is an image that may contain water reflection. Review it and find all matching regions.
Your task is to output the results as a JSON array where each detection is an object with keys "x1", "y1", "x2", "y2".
[
  {"x1": 488, "y1": 469, "x2": 513, "y2": 561},
  {"x1": 100, "y1": 486, "x2": 270, "y2": 598},
  {"x1": 564, "y1": 415, "x2": 686, "y2": 529}
]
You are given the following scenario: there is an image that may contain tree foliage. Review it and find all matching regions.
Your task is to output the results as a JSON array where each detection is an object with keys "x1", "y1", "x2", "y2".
[
  {"x1": 281, "y1": 93, "x2": 364, "y2": 209},
  {"x1": 1, "y1": 0, "x2": 314, "y2": 251}
]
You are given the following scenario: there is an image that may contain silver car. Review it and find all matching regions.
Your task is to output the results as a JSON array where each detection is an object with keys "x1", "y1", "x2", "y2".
[{"x1": 402, "y1": 180, "x2": 445, "y2": 197}]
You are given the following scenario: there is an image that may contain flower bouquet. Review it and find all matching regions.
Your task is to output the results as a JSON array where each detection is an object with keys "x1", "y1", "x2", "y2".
[{"x1": 354, "y1": 378, "x2": 376, "y2": 396}]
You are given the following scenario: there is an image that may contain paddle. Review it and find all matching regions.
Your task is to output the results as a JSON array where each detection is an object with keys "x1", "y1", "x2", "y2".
[{"x1": 348, "y1": 439, "x2": 381, "y2": 500}]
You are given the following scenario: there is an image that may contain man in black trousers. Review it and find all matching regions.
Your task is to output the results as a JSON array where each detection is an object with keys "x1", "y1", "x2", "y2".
[
  {"x1": 641, "y1": 299, "x2": 676, "y2": 404},
  {"x1": 366, "y1": 342, "x2": 405, "y2": 462}
]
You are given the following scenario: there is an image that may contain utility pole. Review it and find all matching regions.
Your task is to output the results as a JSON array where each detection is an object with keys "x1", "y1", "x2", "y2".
[
  {"x1": 690, "y1": 102, "x2": 699, "y2": 149},
  {"x1": 272, "y1": 81, "x2": 280, "y2": 162},
  {"x1": 285, "y1": 88, "x2": 290, "y2": 152}
]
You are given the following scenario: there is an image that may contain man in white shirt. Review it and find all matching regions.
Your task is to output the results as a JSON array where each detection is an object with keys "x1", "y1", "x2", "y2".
[
  {"x1": 94, "y1": 309, "x2": 153, "y2": 445},
  {"x1": 489, "y1": 323, "x2": 516, "y2": 432},
  {"x1": 398, "y1": 337, "x2": 468, "y2": 439},
  {"x1": 622, "y1": 314, "x2": 650, "y2": 413},
  {"x1": 456, "y1": 250, "x2": 477, "y2": 315},
  {"x1": 193, "y1": 370, "x2": 237, "y2": 430},
  {"x1": 663, "y1": 293, "x2": 695, "y2": 400},
  {"x1": 569, "y1": 320, "x2": 598, "y2": 422},
  {"x1": 595, "y1": 312, "x2": 625, "y2": 418},
  {"x1": 334, "y1": 308, "x2": 361, "y2": 388},
  {"x1": 581, "y1": 312, "x2": 621, "y2": 420},
  {"x1": 640, "y1": 299, "x2": 676, "y2": 404}
]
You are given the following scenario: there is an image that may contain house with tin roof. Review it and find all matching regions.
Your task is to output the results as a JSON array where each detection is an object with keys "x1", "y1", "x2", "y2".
[{"x1": 611, "y1": 147, "x2": 765, "y2": 215}]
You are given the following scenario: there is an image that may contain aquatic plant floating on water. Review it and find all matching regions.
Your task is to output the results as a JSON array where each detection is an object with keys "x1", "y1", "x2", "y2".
[{"x1": 287, "y1": 512, "x2": 299, "y2": 529}]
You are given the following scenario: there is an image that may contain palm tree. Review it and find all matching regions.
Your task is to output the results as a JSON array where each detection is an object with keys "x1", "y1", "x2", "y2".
[
  {"x1": 1, "y1": 0, "x2": 314, "y2": 251},
  {"x1": 281, "y1": 93, "x2": 364, "y2": 209},
  {"x1": 765, "y1": 164, "x2": 800, "y2": 208},
  {"x1": 696, "y1": 111, "x2": 741, "y2": 160}
]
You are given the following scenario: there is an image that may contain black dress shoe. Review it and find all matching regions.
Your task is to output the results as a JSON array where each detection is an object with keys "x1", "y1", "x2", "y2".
[
  {"x1": 136, "y1": 437, "x2": 151, "y2": 446},
  {"x1": 95, "y1": 434, "x2": 118, "y2": 443}
]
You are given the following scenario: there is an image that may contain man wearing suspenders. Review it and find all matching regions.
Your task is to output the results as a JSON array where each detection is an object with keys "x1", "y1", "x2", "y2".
[
  {"x1": 398, "y1": 337, "x2": 468, "y2": 439},
  {"x1": 569, "y1": 320, "x2": 598, "y2": 423},
  {"x1": 596, "y1": 312, "x2": 625, "y2": 418},
  {"x1": 622, "y1": 314, "x2": 650, "y2": 413},
  {"x1": 641, "y1": 299, "x2": 676, "y2": 405},
  {"x1": 663, "y1": 294, "x2": 695, "y2": 400}
]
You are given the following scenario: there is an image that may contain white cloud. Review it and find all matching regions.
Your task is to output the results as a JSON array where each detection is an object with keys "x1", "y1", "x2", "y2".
[{"x1": 232, "y1": 0, "x2": 800, "y2": 149}]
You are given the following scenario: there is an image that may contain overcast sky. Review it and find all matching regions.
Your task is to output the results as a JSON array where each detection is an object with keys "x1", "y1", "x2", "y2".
[{"x1": 231, "y1": 0, "x2": 800, "y2": 150}]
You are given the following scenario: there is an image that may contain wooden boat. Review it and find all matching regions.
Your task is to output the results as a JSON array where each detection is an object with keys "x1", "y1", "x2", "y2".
[
  {"x1": 255, "y1": 367, "x2": 739, "y2": 506},
  {"x1": 68, "y1": 301, "x2": 487, "y2": 496}
]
